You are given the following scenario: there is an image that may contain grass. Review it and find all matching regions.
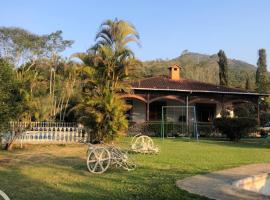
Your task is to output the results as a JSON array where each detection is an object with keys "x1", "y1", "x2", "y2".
[{"x1": 1, "y1": 137, "x2": 270, "y2": 200}]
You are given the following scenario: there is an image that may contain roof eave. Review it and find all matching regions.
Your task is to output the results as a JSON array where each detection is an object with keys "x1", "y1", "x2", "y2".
[{"x1": 131, "y1": 87, "x2": 269, "y2": 96}]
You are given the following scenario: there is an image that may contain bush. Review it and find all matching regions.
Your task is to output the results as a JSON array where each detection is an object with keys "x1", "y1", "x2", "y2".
[
  {"x1": 197, "y1": 122, "x2": 215, "y2": 137},
  {"x1": 234, "y1": 102, "x2": 256, "y2": 118},
  {"x1": 260, "y1": 112, "x2": 270, "y2": 126},
  {"x1": 213, "y1": 117, "x2": 257, "y2": 141},
  {"x1": 259, "y1": 129, "x2": 268, "y2": 138}
]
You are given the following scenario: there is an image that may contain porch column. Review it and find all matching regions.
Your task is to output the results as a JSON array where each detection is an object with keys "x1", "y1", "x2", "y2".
[
  {"x1": 221, "y1": 94, "x2": 224, "y2": 117},
  {"x1": 146, "y1": 94, "x2": 150, "y2": 121},
  {"x1": 186, "y1": 95, "x2": 189, "y2": 124},
  {"x1": 257, "y1": 97, "x2": 260, "y2": 125},
  {"x1": 186, "y1": 95, "x2": 189, "y2": 135}
]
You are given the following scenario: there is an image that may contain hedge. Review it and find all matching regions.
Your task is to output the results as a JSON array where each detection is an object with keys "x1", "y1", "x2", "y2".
[{"x1": 213, "y1": 117, "x2": 257, "y2": 141}]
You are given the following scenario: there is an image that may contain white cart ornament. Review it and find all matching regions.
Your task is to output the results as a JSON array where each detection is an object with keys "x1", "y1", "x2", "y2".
[
  {"x1": 130, "y1": 134, "x2": 159, "y2": 154},
  {"x1": 86, "y1": 144, "x2": 136, "y2": 174}
]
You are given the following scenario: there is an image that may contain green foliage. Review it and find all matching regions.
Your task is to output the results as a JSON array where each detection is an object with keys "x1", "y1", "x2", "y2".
[
  {"x1": 260, "y1": 112, "x2": 270, "y2": 126},
  {"x1": 259, "y1": 96, "x2": 270, "y2": 113},
  {"x1": 74, "y1": 19, "x2": 140, "y2": 142},
  {"x1": 234, "y1": 102, "x2": 256, "y2": 118},
  {"x1": 259, "y1": 129, "x2": 268, "y2": 138},
  {"x1": 245, "y1": 75, "x2": 251, "y2": 90},
  {"x1": 0, "y1": 27, "x2": 76, "y2": 122},
  {"x1": 75, "y1": 88, "x2": 129, "y2": 142},
  {"x1": 213, "y1": 117, "x2": 257, "y2": 141},
  {"x1": 256, "y1": 49, "x2": 268, "y2": 93},
  {"x1": 217, "y1": 50, "x2": 229, "y2": 86},
  {"x1": 13, "y1": 58, "x2": 79, "y2": 122},
  {"x1": 0, "y1": 59, "x2": 22, "y2": 130},
  {"x1": 0, "y1": 27, "x2": 73, "y2": 69}
]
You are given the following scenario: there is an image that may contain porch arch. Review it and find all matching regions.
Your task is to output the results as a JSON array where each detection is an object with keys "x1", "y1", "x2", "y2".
[
  {"x1": 189, "y1": 97, "x2": 222, "y2": 120},
  {"x1": 149, "y1": 95, "x2": 185, "y2": 104},
  {"x1": 120, "y1": 94, "x2": 147, "y2": 103},
  {"x1": 120, "y1": 94, "x2": 147, "y2": 123}
]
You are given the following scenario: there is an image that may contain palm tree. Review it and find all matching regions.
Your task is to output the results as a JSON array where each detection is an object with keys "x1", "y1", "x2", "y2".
[
  {"x1": 91, "y1": 19, "x2": 140, "y2": 89},
  {"x1": 73, "y1": 19, "x2": 140, "y2": 142}
]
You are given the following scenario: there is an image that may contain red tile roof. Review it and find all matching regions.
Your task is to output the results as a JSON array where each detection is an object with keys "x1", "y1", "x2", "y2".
[{"x1": 129, "y1": 76, "x2": 262, "y2": 95}]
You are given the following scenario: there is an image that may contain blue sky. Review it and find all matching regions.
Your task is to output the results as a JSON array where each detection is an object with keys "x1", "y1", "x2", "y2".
[{"x1": 1, "y1": 0, "x2": 270, "y2": 66}]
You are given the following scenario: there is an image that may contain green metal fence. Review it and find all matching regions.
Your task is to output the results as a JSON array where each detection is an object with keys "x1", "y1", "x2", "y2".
[
  {"x1": 161, "y1": 106, "x2": 198, "y2": 139},
  {"x1": 196, "y1": 122, "x2": 215, "y2": 137},
  {"x1": 128, "y1": 120, "x2": 216, "y2": 138}
]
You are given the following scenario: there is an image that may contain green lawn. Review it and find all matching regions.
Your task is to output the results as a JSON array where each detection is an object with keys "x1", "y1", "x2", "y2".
[{"x1": 1, "y1": 138, "x2": 270, "y2": 200}]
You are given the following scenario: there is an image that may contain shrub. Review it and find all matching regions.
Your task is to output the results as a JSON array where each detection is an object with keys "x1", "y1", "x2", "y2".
[
  {"x1": 259, "y1": 129, "x2": 268, "y2": 138},
  {"x1": 213, "y1": 117, "x2": 257, "y2": 141},
  {"x1": 234, "y1": 102, "x2": 256, "y2": 118},
  {"x1": 260, "y1": 112, "x2": 270, "y2": 126},
  {"x1": 197, "y1": 122, "x2": 215, "y2": 137}
]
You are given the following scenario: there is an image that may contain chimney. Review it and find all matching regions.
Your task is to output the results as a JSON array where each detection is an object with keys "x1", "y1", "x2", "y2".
[{"x1": 168, "y1": 64, "x2": 181, "y2": 80}]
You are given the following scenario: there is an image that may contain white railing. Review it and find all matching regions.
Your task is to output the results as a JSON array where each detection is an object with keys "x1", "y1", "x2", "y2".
[{"x1": 9, "y1": 122, "x2": 89, "y2": 144}]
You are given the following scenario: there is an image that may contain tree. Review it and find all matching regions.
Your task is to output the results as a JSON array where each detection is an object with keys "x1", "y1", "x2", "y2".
[
  {"x1": 0, "y1": 27, "x2": 75, "y2": 121},
  {"x1": 0, "y1": 27, "x2": 73, "y2": 67},
  {"x1": 217, "y1": 50, "x2": 228, "y2": 86},
  {"x1": 0, "y1": 59, "x2": 24, "y2": 150},
  {"x1": 0, "y1": 27, "x2": 45, "y2": 67},
  {"x1": 245, "y1": 74, "x2": 251, "y2": 90},
  {"x1": 15, "y1": 58, "x2": 79, "y2": 122},
  {"x1": 0, "y1": 59, "x2": 19, "y2": 128},
  {"x1": 234, "y1": 102, "x2": 256, "y2": 118},
  {"x1": 74, "y1": 19, "x2": 140, "y2": 142},
  {"x1": 256, "y1": 49, "x2": 268, "y2": 93},
  {"x1": 74, "y1": 76, "x2": 129, "y2": 142},
  {"x1": 91, "y1": 19, "x2": 141, "y2": 88}
]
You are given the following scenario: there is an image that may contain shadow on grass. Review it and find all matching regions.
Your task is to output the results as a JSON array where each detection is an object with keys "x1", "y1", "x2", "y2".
[
  {"x1": 0, "y1": 167, "x2": 112, "y2": 200},
  {"x1": 0, "y1": 151, "x2": 210, "y2": 200}
]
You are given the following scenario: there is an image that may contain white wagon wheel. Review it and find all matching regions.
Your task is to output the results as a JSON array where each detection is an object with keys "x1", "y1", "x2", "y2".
[
  {"x1": 131, "y1": 133, "x2": 142, "y2": 145},
  {"x1": 87, "y1": 147, "x2": 111, "y2": 174},
  {"x1": 131, "y1": 135, "x2": 154, "y2": 152},
  {"x1": 109, "y1": 147, "x2": 136, "y2": 171},
  {"x1": 121, "y1": 154, "x2": 136, "y2": 171}
]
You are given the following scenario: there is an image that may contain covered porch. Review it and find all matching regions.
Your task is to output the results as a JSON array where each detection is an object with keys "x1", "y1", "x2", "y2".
[{"x1": 122, "y1": 92, "x2": 261, "y2": 137}]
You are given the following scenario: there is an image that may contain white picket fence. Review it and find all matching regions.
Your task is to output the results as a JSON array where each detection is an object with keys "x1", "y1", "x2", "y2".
[{"x1": 10, "y1": 122, "x2": 89, "y2": 144}]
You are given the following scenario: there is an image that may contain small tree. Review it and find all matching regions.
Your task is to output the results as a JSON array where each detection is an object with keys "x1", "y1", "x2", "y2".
[
  {"x1": 256, "y1": 49, "x2": 268, "y2": 93},
  {"x1": 217, "y1": 50, "x2": 229, "y2": 86},
  {"x1": 0, "y1": 59, "x2": 23, "y2": 150}
]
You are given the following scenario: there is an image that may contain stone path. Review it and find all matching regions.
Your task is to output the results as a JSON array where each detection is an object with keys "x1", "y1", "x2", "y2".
[{"x1": 176, "y1": 163, "x2": 270, "y2": 200}]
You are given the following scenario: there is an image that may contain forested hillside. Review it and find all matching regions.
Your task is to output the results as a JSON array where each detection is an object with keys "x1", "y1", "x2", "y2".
[{"x1": 131, "y1": 52, "x2": 258, "y2": 90}]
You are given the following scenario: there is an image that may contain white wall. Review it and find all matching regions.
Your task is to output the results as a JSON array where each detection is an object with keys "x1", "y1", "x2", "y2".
[{"x1": 131, "y1": 100, "x2": 146, "y2": 123}]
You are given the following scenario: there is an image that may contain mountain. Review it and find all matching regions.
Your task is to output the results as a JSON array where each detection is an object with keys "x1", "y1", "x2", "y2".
[{"x1": 131, "y1": 52, "x2": 257, "y2": 90}]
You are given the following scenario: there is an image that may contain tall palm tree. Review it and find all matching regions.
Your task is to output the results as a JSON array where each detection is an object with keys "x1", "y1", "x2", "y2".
[
  {"x1": 91, "y1": 19, "x2": 141, "y2": 89},
  {"x1": 73, "y1": 19, "x2": 140, "y2": 142}
]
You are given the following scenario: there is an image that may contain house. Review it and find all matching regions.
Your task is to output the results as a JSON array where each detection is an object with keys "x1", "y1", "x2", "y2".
[{"x1": 122, "y1": 65, "x2": 266, "y2": 129}]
